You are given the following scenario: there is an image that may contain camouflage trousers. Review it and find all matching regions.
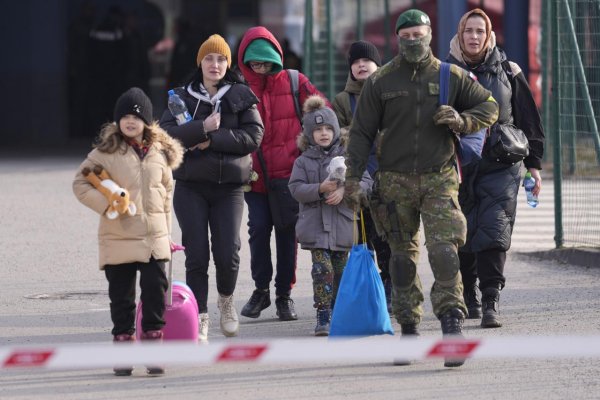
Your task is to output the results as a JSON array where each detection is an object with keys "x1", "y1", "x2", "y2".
[
  {"x1": 370, "y1": 166, "x2": 467, "y2": 324},
  {"x1": 310, "y1": 249, "x2": 348, "y2": 309}
]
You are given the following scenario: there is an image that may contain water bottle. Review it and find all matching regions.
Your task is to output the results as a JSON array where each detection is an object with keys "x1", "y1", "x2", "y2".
[
  {"x1": 523, "y1": 171, "x2": 538, "y2": 208},
  {"x1": 167, "y1": 90, "x2": 191, "y2": 125}
]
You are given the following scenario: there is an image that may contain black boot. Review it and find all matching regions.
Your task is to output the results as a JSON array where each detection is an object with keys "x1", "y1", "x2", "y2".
[
  {"x1": 314, "y1": 308, "x2": 331, "y2": 336},
  {"x1": 400, "y1": 323, "x2": 419, "y2": 336},
  {"x1": 481, "y1": 286, "x2": 502, "y2": 328},
  {"x1": 463, "y1": 284, "x2": 482, "y2": 319},
  {"x1": 275, "y1": 295, "x2": 298, "y2": 321},
  {"x1": 241, "y1": 289, "x2": 271, "y2": 318},
  {"x1": 113, "y1": 333, "x2": 135, "y2": 376},
  {"x1": 393, "y1": 323, "x2": 420, "y2": 366},
  {"x1": 440, "y1": 308, "x2": 466, "y2": 368}
]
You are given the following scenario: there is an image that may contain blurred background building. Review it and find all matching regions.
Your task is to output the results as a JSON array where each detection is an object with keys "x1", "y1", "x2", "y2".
[{"x1": 0, "y1": 0, "x2": 540, "y2": 147}]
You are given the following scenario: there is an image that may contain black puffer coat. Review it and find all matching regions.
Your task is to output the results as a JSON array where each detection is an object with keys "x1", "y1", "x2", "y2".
[
  {"x1": 448, "y1": 47, "x2": 527, "y2": 252},
  {"x1": 160, "y1": 83, "x2": 264, "y2": 185}
]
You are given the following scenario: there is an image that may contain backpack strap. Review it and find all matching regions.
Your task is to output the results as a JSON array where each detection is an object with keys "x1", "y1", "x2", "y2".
[
  {"x1": 286, "y1": 69, "x2": 303, "y2": 123},
  {"x1": 349, "y1": 93, "x2": 357, "y2": 116},
  {"x1": 439, "y1": 62, "x2": 451, "y2": 105}
]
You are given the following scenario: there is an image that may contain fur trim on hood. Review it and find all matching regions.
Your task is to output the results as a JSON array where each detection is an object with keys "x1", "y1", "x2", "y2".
[
  {"x1": 296, "y1": 125, "x2": 348, "y2": 152},
  {"x1": 95, "y1": 121, "x2": 184, "y2": 170}
]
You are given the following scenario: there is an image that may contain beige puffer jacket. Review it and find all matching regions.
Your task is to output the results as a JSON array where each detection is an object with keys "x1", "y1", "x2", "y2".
[{"x1": 73, "y1": 123, "x2": 184, "y2": 269}]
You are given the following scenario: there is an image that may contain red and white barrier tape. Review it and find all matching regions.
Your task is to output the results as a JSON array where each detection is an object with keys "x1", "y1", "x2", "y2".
[{"x1": 2, "y1": 336, "x2": 600, "y2": 369}]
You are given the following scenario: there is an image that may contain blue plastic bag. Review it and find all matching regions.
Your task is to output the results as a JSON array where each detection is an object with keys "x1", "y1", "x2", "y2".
[{"x1": 329, "y1": 244, "x2": 394, "y2": 337}]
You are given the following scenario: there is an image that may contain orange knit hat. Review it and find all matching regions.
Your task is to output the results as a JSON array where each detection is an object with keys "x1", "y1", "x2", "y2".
[{"x1": 196, "y1": 34, "x2": 232, "y2": 67}]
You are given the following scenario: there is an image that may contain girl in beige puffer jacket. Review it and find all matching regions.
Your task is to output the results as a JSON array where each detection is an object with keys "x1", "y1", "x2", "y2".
[{"x1": 73, "y1": 87, "x2": 183, "y2": 376}]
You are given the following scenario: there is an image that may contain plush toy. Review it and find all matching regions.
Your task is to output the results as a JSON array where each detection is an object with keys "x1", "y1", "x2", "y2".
[
  {"x1": 327, "y1": 156, "x2": 347, "y2": 185},
  {"x1": 82, "y1": 166, "x2": 137, "y2": 219}
]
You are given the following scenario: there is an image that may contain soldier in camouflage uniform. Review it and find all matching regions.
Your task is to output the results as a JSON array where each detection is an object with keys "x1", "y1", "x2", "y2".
[{"x1": 344, "y1": 9, "x2": 498, "y2": 367}]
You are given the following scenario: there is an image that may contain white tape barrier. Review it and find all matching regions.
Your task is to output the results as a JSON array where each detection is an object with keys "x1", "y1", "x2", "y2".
[{"x1": 2, "y1": 336, "x2": 600, "y2": 369}]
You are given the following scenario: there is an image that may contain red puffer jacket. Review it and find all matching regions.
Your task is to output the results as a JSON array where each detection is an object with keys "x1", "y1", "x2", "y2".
[{"x1": 238, "y1": 26, "x2": 329, "y2": 193}]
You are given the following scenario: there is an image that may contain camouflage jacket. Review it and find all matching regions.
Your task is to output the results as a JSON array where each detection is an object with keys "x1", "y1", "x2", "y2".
[{"x1": 345, "y1": 51, "x2": 498, "y2": 178}]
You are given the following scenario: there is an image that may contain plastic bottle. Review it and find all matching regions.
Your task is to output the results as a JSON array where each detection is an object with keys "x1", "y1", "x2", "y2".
[
  {"x1": 167, "y1": 90, "x2": 191, "y2": 125},
  {"x1": 523, "y1": 171, "x2": 538, "y2": 208}
]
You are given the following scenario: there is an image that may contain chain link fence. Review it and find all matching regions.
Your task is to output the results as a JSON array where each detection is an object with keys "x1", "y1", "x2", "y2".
[{"x1": 544, "y1": 0, "x2": 600, "y2": 248}]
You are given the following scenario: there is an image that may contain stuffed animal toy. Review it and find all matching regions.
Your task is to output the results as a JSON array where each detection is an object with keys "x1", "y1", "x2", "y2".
[
  {"x1": 326, "y1": 156, "x2": 347, "y2": 185},
  {"x1": 82, "y1": 166, "x2": 137, "y2": 219}
]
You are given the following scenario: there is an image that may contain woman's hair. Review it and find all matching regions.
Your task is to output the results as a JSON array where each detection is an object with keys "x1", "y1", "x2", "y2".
[
  {"x1": 185, "y1": 67, "x2": 245, "y2": 93},
  {"x1": 94, "y1": 121, "x2": 162, "y2": 153}
]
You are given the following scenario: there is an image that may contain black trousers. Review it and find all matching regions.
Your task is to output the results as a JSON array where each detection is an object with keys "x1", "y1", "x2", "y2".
[
  {"x1": 459, "y1": 248, "x2": 506, "y2": 290},
  {"x1": 174, "y1": 181, "x2": 244, "y2": 313},
  {"x1": 104, "y1": 257, "x2": 167, "y2": 336},
  {"x1": 244, "y1": 191, "x2": 297, "y2": 297}
]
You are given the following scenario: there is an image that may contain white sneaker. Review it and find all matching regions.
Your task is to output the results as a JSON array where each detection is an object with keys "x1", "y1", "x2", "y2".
[
  {"x1": 198, "y1": 313, "x2": 210, "y2": 343},
  {"x1": 217, "y1": 294, "x2": 239, "y2": 337}
]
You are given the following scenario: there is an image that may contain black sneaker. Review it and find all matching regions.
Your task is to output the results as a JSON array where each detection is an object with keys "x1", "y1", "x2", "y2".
[
  {"x1": 241, "y1": 289, "x2": 271, "y2": 318},
  {"x1": 275, "y1": 295, "x2": 298, "y2": 321}
]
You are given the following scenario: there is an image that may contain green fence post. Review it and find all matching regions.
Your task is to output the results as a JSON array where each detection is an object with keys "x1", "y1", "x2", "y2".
[
  {"x1": 384, "y1": 0, "x2": 392, "y2": 62},
  {"x1": 562, "y1": 0, "x2": 600, "y2": 166},
  {"x1": 326, "y1": 0, "x2": 334, "y2": 99},
  {"x1": 356, "y1": 0, "x2": 363, "y2": 40},
  {"x1": 552, "y1": 0, "x2": 564, "y2": 249},
  {"x1": 303, "y1": 0, "x2": 313, "y2": 78}
]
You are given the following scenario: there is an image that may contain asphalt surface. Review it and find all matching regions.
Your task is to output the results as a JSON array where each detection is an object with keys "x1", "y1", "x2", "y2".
[{"x1": 1, "y1": 153, "x2": 599, "y2": 400}]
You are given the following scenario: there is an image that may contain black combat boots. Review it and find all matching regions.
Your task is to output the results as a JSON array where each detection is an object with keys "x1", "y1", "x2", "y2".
[
  {"x1": 481, "y1": 285, "x2": 502, "y2": 328},
  {"x1": 463, "y1": 283, "x2": 482, "y2": 319},
  {"x1": 393, "y1": 323, "x2": 420, "y2": 366},
  {"x1": 440, "y1": 308, "x2": 466, "y2": 367}
]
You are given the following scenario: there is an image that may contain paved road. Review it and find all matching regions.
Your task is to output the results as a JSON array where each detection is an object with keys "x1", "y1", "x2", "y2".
[{"x1": 1, "y1": 154, "x2": 599, "y2": 400}]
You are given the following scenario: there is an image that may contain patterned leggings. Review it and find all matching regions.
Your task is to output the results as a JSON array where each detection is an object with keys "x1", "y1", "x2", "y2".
[{"x1": 310, "y1": 249, "x2": 348, "y2": 309}]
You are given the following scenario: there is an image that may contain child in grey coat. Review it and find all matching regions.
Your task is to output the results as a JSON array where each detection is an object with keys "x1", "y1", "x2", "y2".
[{"x1": 288, "y1": 95, "x2": 372, "y2": 336}]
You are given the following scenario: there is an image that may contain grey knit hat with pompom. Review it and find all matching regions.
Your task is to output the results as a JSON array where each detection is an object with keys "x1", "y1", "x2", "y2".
[{"x1": 301, "y1": 95, "x2": 340, "y2": 146}]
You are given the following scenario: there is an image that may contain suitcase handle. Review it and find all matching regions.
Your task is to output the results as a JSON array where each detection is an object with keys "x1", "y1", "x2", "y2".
[{"x1": 167, "y1": 244, "x2": 185, "y2": 306}]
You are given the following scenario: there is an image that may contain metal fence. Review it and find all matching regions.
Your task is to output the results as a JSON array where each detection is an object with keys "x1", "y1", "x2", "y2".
[{"x1": 544, "y1": 0, "x2": 600, "y2": 248}]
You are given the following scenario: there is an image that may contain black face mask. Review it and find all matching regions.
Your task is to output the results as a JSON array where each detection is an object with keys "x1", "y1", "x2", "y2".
[{"x1": 397, "y1": 32, "x2": 432, "y2": 64}]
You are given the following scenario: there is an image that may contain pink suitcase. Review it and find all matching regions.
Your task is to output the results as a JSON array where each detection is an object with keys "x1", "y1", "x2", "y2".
[{"x1": 135, "y1": 245, "x2": 199, "y2": 342}]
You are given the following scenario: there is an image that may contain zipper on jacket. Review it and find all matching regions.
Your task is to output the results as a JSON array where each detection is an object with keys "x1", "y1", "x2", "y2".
[{"x1": 139, "y1": 156, "x2": 151, "y2": 241}]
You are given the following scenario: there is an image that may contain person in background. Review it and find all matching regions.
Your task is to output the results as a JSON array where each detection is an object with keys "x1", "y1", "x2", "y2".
[
  {"x1": 344, "y1": 9, "x2": 499, "y2": 367},
  {"x1": 332, "y1": 40, "x2": 392, "y2": 312},
  {"x1": 159, "y1": 34, "x2": 264, "y2": 342},
  {"x1": 446, "y1": 8, "x2": 544, "y2": 328},
  {"x1": 236, "y1": 26, "x2": 328, "y2": 322},
  {"x1": 73, "y1": 87, "x2": 184, "y2": 376},
  {"x1": 289, "y1": 95, "x2": 372, "y2": 336}
]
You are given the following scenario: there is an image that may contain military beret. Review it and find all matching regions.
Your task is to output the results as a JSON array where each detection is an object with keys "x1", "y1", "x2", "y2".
[{"x1": 395, "y1": 9, "x2": 431, "y2": 33}]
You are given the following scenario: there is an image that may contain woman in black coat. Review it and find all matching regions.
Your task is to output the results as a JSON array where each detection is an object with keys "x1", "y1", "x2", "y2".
[
  {"x1": 447, "y1": 9, "x2": 544, "y2": 328},
  {"x1": 160, "y1": 34, "x2": 263, "y2": 342}
]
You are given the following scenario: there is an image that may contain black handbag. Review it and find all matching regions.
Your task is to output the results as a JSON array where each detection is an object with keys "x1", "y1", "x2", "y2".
[
  {"x1": 257, "y1": 149, "x2": 299, "y2": 230},
  {"x1": 487, "y1": 122, "x2": 529, "y2": 165}
]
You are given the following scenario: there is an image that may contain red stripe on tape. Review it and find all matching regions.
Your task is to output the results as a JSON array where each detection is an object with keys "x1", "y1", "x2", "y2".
[
  {"x1": 216, "y1": 345, "x2": 268, "y2": 362},
  {"x1": 3, "y1": 350, "x2": 54, "y2": 367},
  {"x1": 427, "y1": 339, "x2": 480, "y2": 358}
]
